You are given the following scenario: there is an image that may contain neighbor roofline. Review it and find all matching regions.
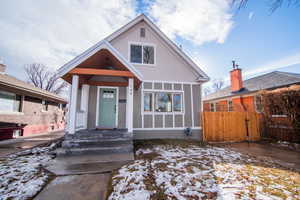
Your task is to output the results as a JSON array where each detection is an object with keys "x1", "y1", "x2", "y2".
[{"x1": 0, "y1": 80, "x2": 67, "y2": 103}]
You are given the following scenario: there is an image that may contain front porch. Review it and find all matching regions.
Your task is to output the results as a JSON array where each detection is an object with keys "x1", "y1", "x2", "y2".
[{"x1": 60, "y1": 42, "x2": 143, "y2": 136}]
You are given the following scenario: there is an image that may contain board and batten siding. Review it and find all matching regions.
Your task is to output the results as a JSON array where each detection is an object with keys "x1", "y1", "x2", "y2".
[
  {"x1": 134, "y1": 81, "x2": 201, "y2": 129},
  {"x1": 85, "y1": 81, "x2": 202, "y2": 140}
]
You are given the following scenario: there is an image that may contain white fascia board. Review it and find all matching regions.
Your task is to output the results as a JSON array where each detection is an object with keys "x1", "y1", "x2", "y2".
[
  {"x1": 106, "y1": 14, "x2": 210, "y2": 82},
  {"x1": 56, "y1": 40, "x2": 143, "y2": 81},
  {"x1": 57, "y1": 40, "x2": 106, "y2": 78}
]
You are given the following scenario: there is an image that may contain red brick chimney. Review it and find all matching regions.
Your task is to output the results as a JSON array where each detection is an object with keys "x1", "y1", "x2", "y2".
[{"x1": 230, "y1": 61, "x2": 243, "y2": 92}]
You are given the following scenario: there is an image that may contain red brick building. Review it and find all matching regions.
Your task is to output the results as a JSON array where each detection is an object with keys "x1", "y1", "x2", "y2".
[
  {"x1": 203, "y1": 68, "x2": 300, "y2": 113},
  {"x1": 0, "y1": 62, "x2": 67, "y2": 140}
]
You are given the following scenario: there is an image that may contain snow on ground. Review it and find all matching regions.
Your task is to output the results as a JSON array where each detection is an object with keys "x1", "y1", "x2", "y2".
[
  {"x1": 0, "y1": 143, "x2": 58, "y2": 200},
  {"x1": 109, "y1": 145, "x2": 300, "y2": 200}
]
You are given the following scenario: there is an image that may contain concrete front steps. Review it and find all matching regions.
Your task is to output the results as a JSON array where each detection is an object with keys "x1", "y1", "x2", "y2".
[
  {"x1": 46, "y1": 129, "x2": 134, "y2": 175},
  {"x1": 58, "y1": 129, "x2": 133, "y2": 156}
]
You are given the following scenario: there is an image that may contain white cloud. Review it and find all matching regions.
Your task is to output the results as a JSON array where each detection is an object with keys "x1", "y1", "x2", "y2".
[
  {"x1": 148, "y1": 0, "x2": 234, "y2": 45},
  {"x1": 248, "y1": 12, "x2": 254, "y2": 20},
  {"x1": 0, "y1": 0, "x2": 137, "y2": 71},
  {"x1": 243, "y1": 52, "x2": 300, "y2": 78}
]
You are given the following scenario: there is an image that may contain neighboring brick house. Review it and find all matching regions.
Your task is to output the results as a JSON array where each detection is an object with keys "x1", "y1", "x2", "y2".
[
  {"x1": 203, "y1": 67, "x2": 300, "y2": 113},
  {"x1": 0, "y1": 62, "x2": 67, "y2": 140}
]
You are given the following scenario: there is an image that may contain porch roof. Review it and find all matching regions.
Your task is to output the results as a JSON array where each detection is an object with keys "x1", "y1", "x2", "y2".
[{"x1": 57, "y1": 40, "x2": 143, "y2": 87}]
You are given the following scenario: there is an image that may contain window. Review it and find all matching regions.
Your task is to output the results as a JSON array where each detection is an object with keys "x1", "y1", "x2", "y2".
[
  {"x1": 143, "y1": 92, "x2": 183, "y2": 113},
  {"x1": 42, "y1": 100, "x2": 48, "y2": 111},
  {"x1": 228, "y1": 100, "x2": 233, "y2": 112},
  {"x1": 255, "y1": 95, "x2": 263, "y2": 113},
  {"x1": 0, "y1": 90, "x2": 21, "y2": 112},
  {"x1": 144, "y1": 93, "x2": 152, "y2": 112},
  {"x1": 210, "y1": 103, "x2": 216, "y2": 112},
  {"x1": 130, "y1": 43, "x2": 155, "y2": 65},
  {"x1": 155, "y1": 93, "x2": 172, "y2": 112},
  {"x1": 173, "y1": 94, "x2": 182, "y2": 112},
  {"x1": 140, "y1": 28, "x2": 146, "y2": 37}
]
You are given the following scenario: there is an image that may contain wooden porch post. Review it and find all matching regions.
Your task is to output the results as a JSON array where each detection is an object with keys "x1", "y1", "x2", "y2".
[
  {"x1": 126, "y1": 78, "x2": 134, "y2": 133},
  {"x1": 69, "y1": 75, "x2": 79, "y2": 134}
]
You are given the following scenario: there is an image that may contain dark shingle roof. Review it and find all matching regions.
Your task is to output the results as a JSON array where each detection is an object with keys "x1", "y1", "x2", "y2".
[
  {"x1": 204, "y1": 71, "x2": 300, "y2": 101},
  {"x1": 0, "y1": 73, "x2": 67, "y2": 103}
]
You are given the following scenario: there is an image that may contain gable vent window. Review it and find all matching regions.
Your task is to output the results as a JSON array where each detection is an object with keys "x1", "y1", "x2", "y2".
[{"x1": 140, "y1": 28, "x2": 146, "y2": 37}]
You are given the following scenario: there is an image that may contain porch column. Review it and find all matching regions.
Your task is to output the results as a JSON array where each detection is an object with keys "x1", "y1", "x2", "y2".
[
  {"x1": 69, "y1": 75, "x2": 79, "y2": 134},
  {"x1": 81, "y1": 84, "x2": 90, "y2": 129},
  {"x1": 126, "y1": 78, "x2": 134, "y2": 133}
]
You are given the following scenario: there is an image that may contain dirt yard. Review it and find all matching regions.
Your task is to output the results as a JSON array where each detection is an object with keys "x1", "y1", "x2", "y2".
[{"x1": 108, "y1": 141, "x2": 300, "y2": 200}]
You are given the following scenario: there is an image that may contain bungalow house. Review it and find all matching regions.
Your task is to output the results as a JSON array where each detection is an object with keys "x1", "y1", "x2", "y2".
[
  {"x1": 57, "y1": 13, "x2": 209, "y2": 151},
  {"x1": 203, "y1": 67, "x2": 300, "y2": 113},
  {"x1": 0, "y1": 62, "x2": 67, "y2": 140}
]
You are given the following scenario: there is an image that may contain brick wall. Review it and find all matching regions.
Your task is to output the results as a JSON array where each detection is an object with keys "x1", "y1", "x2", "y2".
[{"x1": 0, "y1": 96, "x2": 66, "y2": 136}]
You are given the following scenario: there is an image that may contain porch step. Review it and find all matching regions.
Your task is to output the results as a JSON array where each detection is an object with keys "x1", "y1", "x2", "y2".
[
  {"x1": 62, "y1": 138, "x2": 132, "y2": 148},
  {"x1": 65, "y1": 131, "x2": 131, "y2": 141},
  {"x1": 57, "y1": 144, "x2": 133, "y2": 156}
]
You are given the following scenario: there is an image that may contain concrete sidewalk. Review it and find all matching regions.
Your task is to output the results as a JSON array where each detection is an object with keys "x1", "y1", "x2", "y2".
[
  {"x1": 221, "y1": 142, "x2": 300, "y2": 170},
  {"x1": 0, "y1": 131, "x2": 64, "y2": 157}
]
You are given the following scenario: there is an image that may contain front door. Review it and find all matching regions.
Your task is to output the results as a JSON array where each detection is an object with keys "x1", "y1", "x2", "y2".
[{"x1": 98, "y1": 88, "x2": 117, "y2": 128}]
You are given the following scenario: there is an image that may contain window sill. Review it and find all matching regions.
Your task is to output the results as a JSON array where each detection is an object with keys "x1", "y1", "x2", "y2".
[
  {"x1": 0, "y1": 111, "x2": 24, "y2": 115},
  {"x1": 143, "y1": 112, "x2": 185, "y2": 115},
  {"x1": 131, "y1": 62, "x2": 156, "y2": 67},
  {"x1": 271, "y1": 115, "x2": 287, "y2": 118}
]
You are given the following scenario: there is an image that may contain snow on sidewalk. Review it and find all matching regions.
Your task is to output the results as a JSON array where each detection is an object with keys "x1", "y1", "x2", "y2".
[
  {"x1": 109, "y1": 145, "x2": 300, "y2": 200},
  {"x1": 0, "y1": 143, "x2": 58, "y2": 200}
]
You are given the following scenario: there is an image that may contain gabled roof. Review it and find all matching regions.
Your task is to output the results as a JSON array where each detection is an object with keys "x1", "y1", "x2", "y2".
[
  {"x1": 106, "y1": 14, "x2": 209, "y2": 81},
  {"x1": 57, "y1": 14, "x2": 209, "y2": 82},
  {"x1": 204, "y1": 71, "x2": 300, "y2": 101},
  {"x1": 0, "y1": 73, "x2": 67, "y2": 103},
  {"x1": 57, "y1": 40, "x2": 143, "y2": 80}
]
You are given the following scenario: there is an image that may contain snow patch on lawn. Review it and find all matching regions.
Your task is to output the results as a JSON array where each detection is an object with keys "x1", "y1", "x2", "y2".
[
  {"x1": 109, "y1": 145, "x2": 300, "y2": 200},
  {"x1": 0, "y1": 143, "x2": 57, "y2": 200}
]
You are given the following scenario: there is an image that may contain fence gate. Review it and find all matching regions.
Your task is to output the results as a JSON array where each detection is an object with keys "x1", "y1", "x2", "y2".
[{"x1": 202, "y1": 112, "x2": 261, "y2": 142}]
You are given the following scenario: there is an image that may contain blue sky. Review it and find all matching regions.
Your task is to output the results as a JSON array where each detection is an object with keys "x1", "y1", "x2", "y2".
[{"x1": 0, "y1": 0, "x2": 299, "y2": 91}]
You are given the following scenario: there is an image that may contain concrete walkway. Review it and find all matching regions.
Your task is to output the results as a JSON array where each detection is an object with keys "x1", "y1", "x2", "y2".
[
  {"x1": 221, "y1": 142, "x2": 300, "y2": 170},
  {"x1": 35, "y1": 173, "x2": 111, "y2": 200},
  {"x1": 0, "y1": 131, "x2": 64, "y2": 157}
]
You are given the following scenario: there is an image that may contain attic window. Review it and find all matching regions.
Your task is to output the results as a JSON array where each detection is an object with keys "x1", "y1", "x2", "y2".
[
  {"x1": 140, "y1": 28, "x2": 146, "y2": 37},
  {"x1": 130, "y1": 43, "x2": 155, "y2": 65}
]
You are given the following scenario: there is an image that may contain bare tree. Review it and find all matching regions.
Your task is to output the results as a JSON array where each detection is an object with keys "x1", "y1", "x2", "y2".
[
  {"x1": 212, "y1": 79, "x2": 225, "y2": 92},
  {"x1": 25, "y1": 63, "x2": 67, "y2": 95},
  {"x1": 232, "y1": 0, "x2": 300, "y2": 12},
  {"x1": 203, "y1": 87, "x2": 211, "y2": 96}
]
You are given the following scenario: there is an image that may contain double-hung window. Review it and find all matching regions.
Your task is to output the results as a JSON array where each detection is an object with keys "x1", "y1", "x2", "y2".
[
  {"x1": 130, "y1": 43, "x2": 155, "y2": 65},
  {"x1": 143, "y1": 92, "x2": 183, "y2": 113},
  {"x1": 0, "y1": 90, "x2": 22, "y2": 113}
]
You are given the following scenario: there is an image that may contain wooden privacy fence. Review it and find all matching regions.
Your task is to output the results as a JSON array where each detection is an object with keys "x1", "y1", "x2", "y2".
[{"x1": 202, "y1": 112, "x2": 261, "y2": 142}]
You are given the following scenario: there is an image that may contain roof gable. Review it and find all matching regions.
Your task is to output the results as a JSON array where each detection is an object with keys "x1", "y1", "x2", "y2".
[
  {"x1": 106, "y1": 14, "x2": 209, "y2": 81},
  {"x1": 57, "y1": 14, "x2": 209, "y2": 82}
]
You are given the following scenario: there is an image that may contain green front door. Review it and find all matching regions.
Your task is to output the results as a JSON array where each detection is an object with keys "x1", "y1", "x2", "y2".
[{"x1": 98, "y1": 88, "x2": 117, "y2": 128}]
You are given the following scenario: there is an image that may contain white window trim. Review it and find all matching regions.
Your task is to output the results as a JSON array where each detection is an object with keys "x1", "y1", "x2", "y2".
[
  {"x1": 254, "y1": 95, "x2": 264, "y2": 113},
  {"x1": 227, "y1": 99, "x2": 233, "y2": 112},
  {"x1": 95, "y1": 86, "x2": 119, "y2": 128},
  {"x1": 41, "y1": 100, "x2": 49, "y2": 112},
  {"x1": 128, "y1": 42, "x2": 156, "y2": 66},
  {"x1": 142, "y1": 90, "x2": 185, "y2": 115}
]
